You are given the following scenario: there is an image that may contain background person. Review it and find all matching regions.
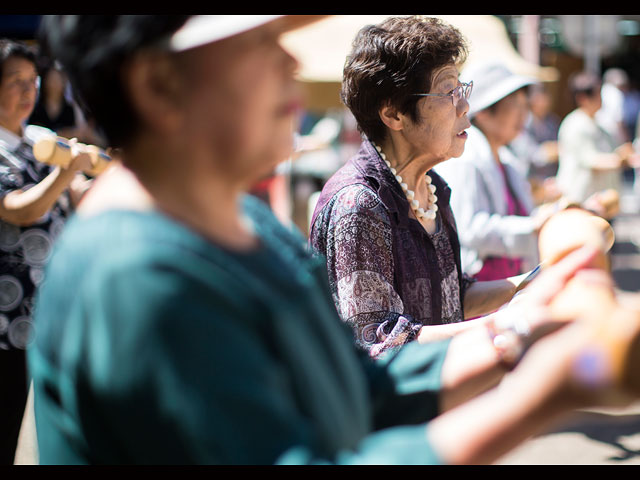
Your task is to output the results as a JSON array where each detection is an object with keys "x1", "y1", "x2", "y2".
[
  {"x1": 28, "y1": 62, "x2": 77, "y2": 138},
  {"x1": 0, "y1": 38, "x2": 90, "y2": 465},
  {"x1": 556, "y1": 70, "x2": 640, "y2": 206},
  {"x1": 435, "y1": 61, "x2": 543, "y2": 282},
  {"x1": 508, "y1": 83, "x2": 561, "y2": 205}
]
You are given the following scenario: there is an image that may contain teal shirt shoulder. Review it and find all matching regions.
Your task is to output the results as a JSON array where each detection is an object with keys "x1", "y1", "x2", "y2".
[{"x1": 29, "y1": 195, "x2": 449, "y2": 464}]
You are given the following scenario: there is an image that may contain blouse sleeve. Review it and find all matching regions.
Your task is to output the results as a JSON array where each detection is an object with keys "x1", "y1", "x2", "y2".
[{"x1": 311, "y1": 184, "x2": 423, "y2": 358}]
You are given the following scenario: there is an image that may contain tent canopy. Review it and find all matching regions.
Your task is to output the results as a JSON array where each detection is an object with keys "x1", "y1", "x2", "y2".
[{"x1": 280, "y1": 15, "x2": 559, "y2": 83}]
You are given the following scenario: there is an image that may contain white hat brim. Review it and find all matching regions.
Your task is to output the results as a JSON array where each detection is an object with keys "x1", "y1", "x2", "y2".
[
  {"x1": 169, "y1": 15, "x2": 327, "y2": 52},
  {"x1": 467, "y1": 74, "x2": 536, "y2": 117}
]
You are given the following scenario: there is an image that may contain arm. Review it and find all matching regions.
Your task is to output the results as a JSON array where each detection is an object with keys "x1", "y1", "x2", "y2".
[
  {"x1": 418, "y1": 267, "x2": 535, "y2": 341},
  {"x1": 440, "y1": 158, "x2": 539, "y2": 263},
  {"x1": 0, "y1": 143, "x2": 92, "y2": 225},
  {"x1": 313, "y1": 186, "x2": 422, "y2": 357},
  {"x1": 428, "y1": 246, "x2": 637, "y2": 464},
  {"x1": 562, "y1": 119, "x2": 631, "y2": 172}
]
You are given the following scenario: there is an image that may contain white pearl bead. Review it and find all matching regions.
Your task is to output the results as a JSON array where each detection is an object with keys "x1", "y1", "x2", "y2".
[{"x1": 374, "y1": 143, "x2": 440, "y2": 223}]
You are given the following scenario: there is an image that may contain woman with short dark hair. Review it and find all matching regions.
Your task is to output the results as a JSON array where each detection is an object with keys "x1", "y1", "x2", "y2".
[{"x1": 311, "y1": 16, "x2": 533, "y2": 358}]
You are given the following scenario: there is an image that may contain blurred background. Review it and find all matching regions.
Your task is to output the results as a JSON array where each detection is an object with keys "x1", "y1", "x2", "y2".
[{"x1": 5, "y1": 14, "x2": 640, "y2": 245}]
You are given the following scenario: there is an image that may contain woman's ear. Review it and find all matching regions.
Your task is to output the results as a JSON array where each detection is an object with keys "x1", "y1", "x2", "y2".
[
  {"x1": 123, "y1": 52, "x2": 185, "y2": 136},
  {"x1": 378, "y1": 102, "x2": 405, "y2": 132}
]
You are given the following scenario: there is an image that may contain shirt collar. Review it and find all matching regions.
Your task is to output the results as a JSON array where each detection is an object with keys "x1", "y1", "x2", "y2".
[{"x1": 0, "y1": 124, "x2": 24, "y2": 151}]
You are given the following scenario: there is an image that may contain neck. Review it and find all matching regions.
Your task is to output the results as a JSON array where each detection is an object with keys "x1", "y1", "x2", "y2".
[
  {"x1": 377, "y1": 137, "x2": 431, "y2": 187},
  {"x1": 82, "y1": 141, "x2": 259, "y2": 252},
  {"x1": 579, "y1": 105, "x2": 598, "y2": 119},
  {"x1": 373, "y1": 140, "x2": 438, "y2": 222},
  {"x1": 0, "y1": 117, "x2": 23, "y2": 137},
  {"x1": 475, "y1": 125, "x2": 503, "y2": 165}
]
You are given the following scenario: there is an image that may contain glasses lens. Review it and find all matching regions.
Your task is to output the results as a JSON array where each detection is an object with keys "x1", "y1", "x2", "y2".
[
  {"x1": 452, "y1": 82, "x2": 472, "y2": 106},
  {"x1": 452, "y1": 86, "x2": 463, "y2": 105},
  {"x1": 465, "y1": 81, "x2": 473, "y2": 99}
]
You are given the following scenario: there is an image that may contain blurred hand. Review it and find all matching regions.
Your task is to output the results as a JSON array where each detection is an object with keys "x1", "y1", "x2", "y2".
[
  {"x1": 66, "y1": 138, "x2": 94, "y2": 173},
  {"x1": 500, "y1": 246, "x2": 606, "y2": 343},
  {"x1": 582, "y1": 189, "x2": 620, "y2": 219}
]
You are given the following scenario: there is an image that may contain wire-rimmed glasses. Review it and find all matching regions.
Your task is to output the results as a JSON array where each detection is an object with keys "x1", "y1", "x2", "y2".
[{"x1": 413, "y1": 81, "x2": 473, "y2": 107}]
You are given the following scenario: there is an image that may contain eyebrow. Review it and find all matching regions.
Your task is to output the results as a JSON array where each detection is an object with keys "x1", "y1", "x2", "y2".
[
  {"x1": 432, "y1": 67, "x2": 459, "y2": 84},
  {"x1": 4, "y1": 68, "x2": 36, "y2": 78}
]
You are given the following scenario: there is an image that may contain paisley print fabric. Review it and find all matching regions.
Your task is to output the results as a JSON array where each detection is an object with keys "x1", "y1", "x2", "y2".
[{"x1": 310, "y1": 140, "x2": 474, "y2": 358}]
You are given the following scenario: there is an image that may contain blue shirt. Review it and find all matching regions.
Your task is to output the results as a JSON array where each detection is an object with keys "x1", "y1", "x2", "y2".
[{"x1": 29, "y1": 195, "x2": 449, "y2": 464}]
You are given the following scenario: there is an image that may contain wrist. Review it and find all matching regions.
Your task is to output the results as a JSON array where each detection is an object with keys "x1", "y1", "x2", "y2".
[{"x1": 486, "y1": 308, "x2": 532, "y2": 370}]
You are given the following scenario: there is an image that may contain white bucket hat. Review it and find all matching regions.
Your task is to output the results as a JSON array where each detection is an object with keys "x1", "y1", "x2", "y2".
[
  {"x1": 461, "y1": 61, "x2": 537, "y2": 117},
  {"x1": 168, "y1": 15, "x2": 328, "y2": 52}
]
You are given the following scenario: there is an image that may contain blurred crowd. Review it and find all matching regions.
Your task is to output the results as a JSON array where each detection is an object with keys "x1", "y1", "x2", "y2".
[
  {"x1": 0, "y1": 15, "x2": 639, "y2": 466},
  {"x1": 289, "y1": 65, "x2": 640, "y2": 238}
]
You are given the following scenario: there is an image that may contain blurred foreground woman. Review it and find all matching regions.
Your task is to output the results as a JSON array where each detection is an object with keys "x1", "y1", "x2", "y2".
[{"x1": 28, "y1": 15, "x2": 639, "y2": 465}]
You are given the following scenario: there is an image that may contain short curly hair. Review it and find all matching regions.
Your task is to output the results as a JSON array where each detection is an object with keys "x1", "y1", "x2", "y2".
[{"x1": 341, "y1": 16, "x2": 468, "y2": 144}]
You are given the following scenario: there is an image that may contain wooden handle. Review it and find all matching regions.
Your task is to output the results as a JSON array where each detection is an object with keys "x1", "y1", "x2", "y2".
[
  {"x1": 538, "y1": 207, "x2": 640, "y2": 394},
  {"x1": 33, "y1": 136, "x2": 111, "y2": 176}
]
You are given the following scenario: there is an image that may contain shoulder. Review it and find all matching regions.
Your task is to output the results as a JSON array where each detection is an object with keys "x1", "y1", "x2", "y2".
[
  {"x1": 559, "y1": 109, "x2": 590, "y2": 132},
  {"x1": 320, "y1": 183, "x2": 388, "y2": 224}
]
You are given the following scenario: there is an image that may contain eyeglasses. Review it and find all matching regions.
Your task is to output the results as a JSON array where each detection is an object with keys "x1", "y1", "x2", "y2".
[
  {"x1": 5, "y1": 76, "x2": 40, "y2": 92},
  {"x1": 413, "y1": 81, "x2": 473, "y2": 107}
]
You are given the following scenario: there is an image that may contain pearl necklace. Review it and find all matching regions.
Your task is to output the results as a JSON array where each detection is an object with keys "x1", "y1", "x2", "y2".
[{"x1": 373, "y1": 143, "x2": 438, "y2": 220}]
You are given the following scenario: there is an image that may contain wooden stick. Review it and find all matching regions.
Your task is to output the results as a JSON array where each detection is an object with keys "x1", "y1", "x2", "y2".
[{"x1": 33, "y1": 135, "x2": 111, "y2": 177}]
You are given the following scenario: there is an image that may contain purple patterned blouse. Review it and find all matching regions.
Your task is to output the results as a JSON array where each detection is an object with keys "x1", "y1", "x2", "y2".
[{"x1": 310, "y1": 140, "x2": 475, "y2": 358}]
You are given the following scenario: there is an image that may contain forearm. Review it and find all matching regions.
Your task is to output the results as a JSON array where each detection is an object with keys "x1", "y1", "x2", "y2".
[
  {"x1": 0, "y1": 165, "x2": 77, "y2": 225},
  {"x1": 427, "y1": 365, "x2": 567, "y2": 465},
  {"x1": 436, "y1": 320, "x2": 506, "y2": 412},
  {"x1": 589, "y1": 152, "x2": 622, "y2": 171},
  {"x1": 417, "y1": 315, "x2": 491, "y2": 343},
  {"x1": 428, "y1": 317, "x2": 616, "y2": 465},
  {"x1": 463, "y1": 278, "x2": 518, "y2": 319}
]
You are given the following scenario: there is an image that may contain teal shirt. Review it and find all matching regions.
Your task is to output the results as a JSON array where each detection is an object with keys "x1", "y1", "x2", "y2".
[{"x1": 28, "y1": 195, "x2": 449, "y2": 464}]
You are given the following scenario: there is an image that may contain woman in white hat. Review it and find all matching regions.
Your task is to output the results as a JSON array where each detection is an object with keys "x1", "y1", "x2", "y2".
[
  {"x1": 436, "y1": 61, "x2": 556, "y2": 282},
  {"x1": 28, "y1": 15, "x2": 638, "y2": 465}
]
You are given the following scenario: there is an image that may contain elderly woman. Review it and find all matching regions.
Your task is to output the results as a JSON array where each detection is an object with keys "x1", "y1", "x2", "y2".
[
  {"x1": 310, "y1": 17, "x2": 530, "y2": 357},
  {"x1": 0, "y1": 39, "x2": 90, "y2": 464},
  {"x1": 28, "y1": 15, "x2": 637, "y2": 465}
]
